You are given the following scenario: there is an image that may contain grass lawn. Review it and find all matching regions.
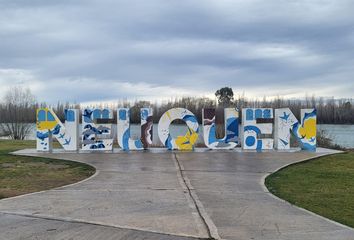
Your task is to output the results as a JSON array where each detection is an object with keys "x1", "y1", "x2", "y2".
[
  {"x1": 0, "y1": 140, "x2": 95, "y2": 199},
  {"x1": 265, "y1": 152, "x2": 354, "y2": 228}
]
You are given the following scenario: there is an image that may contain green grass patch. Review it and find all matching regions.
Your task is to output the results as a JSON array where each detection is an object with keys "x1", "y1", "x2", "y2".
[
  {"x1": 265, "y1": 152, "x2": 354, "y2": 228},
  {"x1": 0, "y1": 140, "x2": 95, "y2": 199}
]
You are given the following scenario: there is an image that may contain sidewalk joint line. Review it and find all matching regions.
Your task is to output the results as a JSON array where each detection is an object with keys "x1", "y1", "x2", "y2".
[{"x1": 173, "y1": 153, "x2": 221, "y2": 240}]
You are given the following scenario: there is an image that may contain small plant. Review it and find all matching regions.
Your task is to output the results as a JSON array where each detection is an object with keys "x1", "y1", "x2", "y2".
[{"x1": 317, "y1": 129, "x2": 344, "y2": 150}]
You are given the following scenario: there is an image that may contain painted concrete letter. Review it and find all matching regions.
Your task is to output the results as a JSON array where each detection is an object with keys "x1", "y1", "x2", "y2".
[
  {"x1": 117, "y1": 108, "x2": 153, "y2": 150},
  {"x1": 202, "y1": 108, "x2": 239, "y2": 149},
  {"x1": 275, "y1": 108, "x2": 316, "y2": 151},
  {"x1": 158, "y1": 108, "x2": 199, "y2": 150},
  {"x1": 36, "y1": 108, "x2": 79, "y2": 151},
  {"x1": 82, "y1": 109, "x2": 113, "y2": 151},
  {"x1": 242, "y1": 108, "x2": 273, "y2": 150}
]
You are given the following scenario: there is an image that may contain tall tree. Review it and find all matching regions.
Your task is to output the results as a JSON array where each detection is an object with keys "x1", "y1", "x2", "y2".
[{"x1": 215, "y1": 87, "x2": 234, "y2": 106}]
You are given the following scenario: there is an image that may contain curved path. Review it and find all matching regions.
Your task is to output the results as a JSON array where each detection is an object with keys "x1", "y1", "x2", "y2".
[{"x1": 0, "y1": 148, "x2": 353, "y2": 240}]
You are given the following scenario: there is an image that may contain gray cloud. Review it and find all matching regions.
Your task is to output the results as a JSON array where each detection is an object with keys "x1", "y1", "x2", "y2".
[{"x1": 0, "y1": 0, "x2": 353, "y2": 103}]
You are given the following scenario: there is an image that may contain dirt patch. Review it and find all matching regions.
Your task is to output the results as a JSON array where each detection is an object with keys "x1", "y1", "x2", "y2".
[
  {"x1": 0, "y1": 188, "x2": 26, "y2": 199},
  {"x1": 0, "y1": 163, "x2": 16, "y2": 168}
]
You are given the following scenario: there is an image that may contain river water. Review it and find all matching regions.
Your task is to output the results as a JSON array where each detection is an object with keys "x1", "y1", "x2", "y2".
[
  {"x1": 317, "y1": 124, "x2": 354, "y2": 148},
  {"x1": 1, "y1": 124, "x2": 353, "y2": 148}
]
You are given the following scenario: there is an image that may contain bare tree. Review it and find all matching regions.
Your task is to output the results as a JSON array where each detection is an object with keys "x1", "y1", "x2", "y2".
[{"x1": 0, "y1": 86, "x2": 36, "y2": 140}]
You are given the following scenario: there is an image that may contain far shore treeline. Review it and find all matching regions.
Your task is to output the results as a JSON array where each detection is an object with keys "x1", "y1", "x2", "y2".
[
  {"x1": 0, "y1": 86, "x2": 353, "y2": 140},
  {"x1": 0, "y1": 87, "x2": 353, "y2": 125}
]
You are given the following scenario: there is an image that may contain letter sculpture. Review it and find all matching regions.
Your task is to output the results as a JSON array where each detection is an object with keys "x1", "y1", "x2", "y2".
[
  {"x1": 35, "y1": 107, "x2": 317, "y2": 152},
  {"x1": 117, "y1": 108, "x2": 153, "y2": 150},
  {"x1": 36, "y1": 108, "x2": 79, "y2": 151},
  {"x1": 242, "y1": 108, "x2": 274, "y2": 150},
  {"x1": 82, "y1": 108, "x2": 113, "y2": 150},
  {"x1": 202, "y1": 108, "x2": 239, "y2": 149},
  {"x1": 274, "y1": 108, "x2": 316, "y2": 151},
  {"x1": 158, "y1": 108, "x2": 199, "y2": 150}
]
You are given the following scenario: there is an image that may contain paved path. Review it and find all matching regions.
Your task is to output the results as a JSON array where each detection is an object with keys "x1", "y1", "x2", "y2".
[
  {"x1": 0, "y1": 149, "x2": 353, "y2": 240},
  {"x1": 0, "y1": 212, "x2": 198, "y2": 240}
]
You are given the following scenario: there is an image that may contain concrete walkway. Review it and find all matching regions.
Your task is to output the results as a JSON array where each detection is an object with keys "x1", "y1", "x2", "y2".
[{"x1": 0, "y1": 149, "x2": 353, "y2": 240}]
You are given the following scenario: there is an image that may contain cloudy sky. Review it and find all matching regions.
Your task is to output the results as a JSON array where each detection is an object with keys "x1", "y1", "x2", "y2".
[{"x1": 0, "y1": 0, "x2": 353, "y2": 104}]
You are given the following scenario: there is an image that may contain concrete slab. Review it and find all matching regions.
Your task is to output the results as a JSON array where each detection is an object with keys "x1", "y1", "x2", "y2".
[
  {"x1": 176, "y1": 151, "x2": 354, "y2": 240},
  {"x1": 0, "y1": 148, "x2": 352, "y2": 240},
  {"x1": 0, "y1": 213, "x2": 198, "y2": 240},
  {"x1": 0, "y1": 152, "x2": 209, "y2": 238}
]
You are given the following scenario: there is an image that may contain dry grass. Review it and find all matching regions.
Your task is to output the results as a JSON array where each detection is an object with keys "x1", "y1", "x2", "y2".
[{"x1": 0, "y1": 140, "x2": 95, "y2": 199}]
